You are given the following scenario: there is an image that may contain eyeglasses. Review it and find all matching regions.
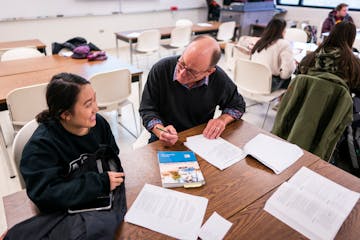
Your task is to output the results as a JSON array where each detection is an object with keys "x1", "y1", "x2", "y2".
[{"x1": 177, "y1": 58, "x2": 210, "y2": 79}]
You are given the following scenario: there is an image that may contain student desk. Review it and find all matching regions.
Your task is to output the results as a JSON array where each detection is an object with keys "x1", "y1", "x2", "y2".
[
  {"x1": 226, "y1": 160, "x2": 360, "y2": 240},
  {"x1": 0, "y1": 55, "x2": 143, "y2": 108},
  {"x1": 114, "y1": 22, "x2": 222, "y2": 64},
  {"x1": 0, "y1": 39, "x2": 47, "y2": 55},
  {"x1": 115, "y1": 120, "x2": 322, "y2": 239}
]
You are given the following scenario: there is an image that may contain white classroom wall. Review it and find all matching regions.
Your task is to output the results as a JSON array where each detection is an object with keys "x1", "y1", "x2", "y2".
[
  {"x1": 0, "y1": 9, "x2": 207, "y2": 53},
  {"x1": 1, "y1": 6, "x2": 360, "y2": 54}
]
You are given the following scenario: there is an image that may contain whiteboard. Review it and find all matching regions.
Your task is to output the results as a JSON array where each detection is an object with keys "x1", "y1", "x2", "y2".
[
  {"x1": 120, "y1": 0, "x2": 206, "y2": 13},
  {"x1": 1, "y1": 0, "x2": 121, "y2": 20}
]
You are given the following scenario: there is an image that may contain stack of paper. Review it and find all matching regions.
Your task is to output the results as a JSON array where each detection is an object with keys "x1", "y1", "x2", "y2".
[
  {"x1": 184, "y1": 135, "x2": 246, "y2": 170},
  {"x1": 265, "y1": 167, "x2": 360, "y2": 240},
  {"x1": 243, "y1": 133, "x2": 303, "y2": 174},
  {"x1": 124, "y1": 184, "x2": 208, "y2": 240},
  {"x1": 184, "y1": 133, "x2": 303, "y2": 174}
]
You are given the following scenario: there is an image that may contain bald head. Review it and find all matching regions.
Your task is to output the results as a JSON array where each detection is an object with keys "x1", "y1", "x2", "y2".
[{"x1": 184, "y1": 35, "x2": 221, "y2": 68}]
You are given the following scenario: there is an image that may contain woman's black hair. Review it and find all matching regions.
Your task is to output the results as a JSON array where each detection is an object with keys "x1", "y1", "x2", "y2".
[
  {"x1": 251, "y1": 18, "x2": 287, "y2": 54},
  {"x1": 36, "y1": 73, "x2": 90, "y2": 123}
]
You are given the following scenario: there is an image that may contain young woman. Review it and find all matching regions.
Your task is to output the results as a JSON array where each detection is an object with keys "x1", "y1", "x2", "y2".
[
  {"x1": 5, "y1": 73, "x2": 126, "y2": 239},
  {"x1": 298, "y1": 21, "x2": 360, "y2": 94},
  {"x1": 250, "y1": 18, "x2": 296, "y2": 91}
]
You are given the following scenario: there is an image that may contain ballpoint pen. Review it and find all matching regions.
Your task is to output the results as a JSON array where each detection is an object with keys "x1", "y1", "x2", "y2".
[{"x1": 155, "y1": 126, "x2": 173, "y2": 134}]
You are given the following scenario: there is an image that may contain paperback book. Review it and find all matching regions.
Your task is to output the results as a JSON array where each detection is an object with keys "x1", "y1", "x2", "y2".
[{"x1": 157, "y1": 151, "x2": 205, "y2": 188}]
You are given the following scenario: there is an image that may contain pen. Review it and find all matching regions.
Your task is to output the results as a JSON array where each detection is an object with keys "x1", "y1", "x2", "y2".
[{"x1": 155, "y1": 126, "x2": 172, "y2": 134}]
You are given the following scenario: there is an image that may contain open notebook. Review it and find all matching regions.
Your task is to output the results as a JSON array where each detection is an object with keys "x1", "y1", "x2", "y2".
[{"x1": 184, "y1": 133, "x2": 303, "y2": 174}]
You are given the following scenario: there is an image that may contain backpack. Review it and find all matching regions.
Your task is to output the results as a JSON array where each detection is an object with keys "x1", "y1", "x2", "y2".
[{"x1": 330, "y1": 94, "x2": 360, "y2": 177}]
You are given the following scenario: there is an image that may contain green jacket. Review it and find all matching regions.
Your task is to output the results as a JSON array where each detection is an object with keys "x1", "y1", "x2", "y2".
[{"x1": 272, "y1": 71, "x2": 352, "y2": 160}]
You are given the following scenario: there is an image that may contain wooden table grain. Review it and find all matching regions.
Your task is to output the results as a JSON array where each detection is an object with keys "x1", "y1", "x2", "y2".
[
  {"x1": 115, "y1": 120, "x2": 321, "y2": 239},
  {"x1": 0, "y1": 55, "x2": 143, "y2": 105}
]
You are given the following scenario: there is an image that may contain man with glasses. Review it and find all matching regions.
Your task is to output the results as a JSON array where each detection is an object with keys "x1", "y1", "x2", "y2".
[{"x1": 139, "y1": 35, "x2": 245, "y2": 145}]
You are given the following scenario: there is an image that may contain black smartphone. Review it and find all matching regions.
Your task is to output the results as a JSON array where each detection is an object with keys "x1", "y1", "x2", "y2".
[{"x1": 68, "y1": 193, "x2": 113, "y2": 214}]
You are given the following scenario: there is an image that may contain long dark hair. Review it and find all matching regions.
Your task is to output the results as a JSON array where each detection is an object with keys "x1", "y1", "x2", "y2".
[
  {"x1": 299, "y1": 21, "x2": 360, "y2": 90},
  {"x1": 36, "y1": 73, "x2": 90, "y2": 123},
  {"x1": 251, "y1": 18, "x2": 286, "y2": 54}
]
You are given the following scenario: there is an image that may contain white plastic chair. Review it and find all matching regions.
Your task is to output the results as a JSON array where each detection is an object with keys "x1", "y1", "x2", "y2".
[
  {"x1": 134, "y1": 29, "x2": 161, "y2": 67},
  {"x1": 6, "y1": 83, "x2": 47, "y2": 132},
  {"x1": 161, "y1": 26, "x2": 192, "y2": 55},
  {"x1": 89, "y1": 68, "x2": 139, "y2": 138},
  {"x1": 1, "y1": 47, "x2": 44, "y2": 61},
  {"x1": 175, "y1": 19, "x2": 193, "y2": 27},
  {"x1": 284, "y1": 28, "x2": 308, "y2": 43},
  {"x1": 234, "y1": 58, "x2": 286, "y2": 128},
  {"x1": 12, "y1": 119, "x2": 38, "y2": 189},
  {"x1": 216, "y1": 21, "x2": 236, "y2": 42}
]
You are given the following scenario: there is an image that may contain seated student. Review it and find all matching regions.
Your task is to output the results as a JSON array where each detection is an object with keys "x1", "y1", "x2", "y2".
[
  {"x1": 139, "y1": 35, "x2": 246, "y2": 146},
  {"x1": 298, "y1": 21, "x2": 360, "y2": 94},
  {"x1": 4, "y1": 73, "x2": 126, "y2": 240},
  {"x1": 321, "y1": 3, "x2": 354, "y2": 34},
  {"x1": 250, "y1": 18, "x2": 296, "y2": 92}
]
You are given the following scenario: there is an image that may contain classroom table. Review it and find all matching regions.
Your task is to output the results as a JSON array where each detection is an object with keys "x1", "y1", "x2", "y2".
[
  {"x1": 0, "y1": 55, "x2": 143, "y2": 107},
  {"x1": 114, "y1": 120, "x2": 323, "y2": 239},
  {"x1": 226, "y1": 160, "x2": 360, "y2": 240},
  {"x1": 114, "y1": 21, "x2": 222, "y2": 64},
  {"x1": 0, "y1": 39, "x2": 47, "y2": 55},
  {"x1": 5, "y1": 121, "x2": 358, "y2": 239}
]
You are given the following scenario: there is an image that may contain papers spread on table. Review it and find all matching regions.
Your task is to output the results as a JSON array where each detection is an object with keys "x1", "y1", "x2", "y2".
[
  {"x1": 197, "y1": 23, "x2": 213, "y2": 27},
  {"x1": 264, "y1": 167, "x2": 360, "y2": 240},
  {"x1": 126, "y1": 32, "x2": 140, "y2": 38},
  {"x1": 243, "y1": 133, "x2": 303, "y2": 174},
  {"x1": 124, "y1": 184, "x2": 208, "y2": 240},
  {"x1": 157, "y1": 151, "x2": 205, "y2": 188},
  {"x1": 184, "y1": 133, "x2": 303, "y2": 174},
  {"x1": 184, "y1": 135, "x2": 247, "y2": 170},
  {"x1": 198, "y1": 212, "x2": 233, "y2": 240}
]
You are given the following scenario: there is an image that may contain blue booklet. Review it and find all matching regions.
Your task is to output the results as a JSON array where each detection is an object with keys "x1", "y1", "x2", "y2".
[{"x1": 157, "y1": 151, "x2": 205, "y2": 188}]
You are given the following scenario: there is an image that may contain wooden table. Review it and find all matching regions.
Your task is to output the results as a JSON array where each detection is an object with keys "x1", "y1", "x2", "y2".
[
  {"x1": 0, "y1": 55, "x2": 143, "y2": 107},
  {"x1": 226, "y1": 160, "x2": 360, "y2": 240},
  {"x1": 114, "y1": 22, "x2": 221, "y2": 64},
  {"x1": 0, "y1": 39, "x2": 47, "y2": 55},
  {"x1": 114, "y1": 120, "x2": 321, "y2": 239},
  {"x1": 6, "y1": 120, "x2": 357, "y2": 239}
]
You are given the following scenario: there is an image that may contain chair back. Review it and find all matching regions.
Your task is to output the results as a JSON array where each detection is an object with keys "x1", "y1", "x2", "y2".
[
  {"x1": 175, "y1": 19, "x2": 193, "y2": 27},
  {"x1": 217, "y1": 21, "x2": 236, "y2": 41},
  {"x1": 6, "y1": 83, "x2": 48, "y2": 127},
  {"x1": 12, "y1": 119, "x2": 39, "y2": 189},
  {"x1": 89, "y1": 68, "x2": 131, "y2": 109},
  {"x1": 284, "y1": 28, "x2": 308, "y2": 43},
  {"x1": 234, "y1": 58, "x2": 272, "y2": 95},
  {"x1": 169, "y1": 26, "x2": 192, "y2": 48},
  {"x1": 136, "y1": 30, "x2": 161, "y2": 53},
  {"x1": 1, "y1": 47, "x2": 44, "y2": 61}
]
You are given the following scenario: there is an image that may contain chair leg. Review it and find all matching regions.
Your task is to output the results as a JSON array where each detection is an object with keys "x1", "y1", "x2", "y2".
[
  {"x1": 130, "y1": 103, "x2": 139, "y2": 137},
  {"x1": 118, "y1": 103, "x2": 139, "y2": 138},
  {"x1": 261, "y1": 102, "x2": 271, "y2": 129},
  {"x1": 0, "y1": 126, "x2": 15, "y2": 178}
]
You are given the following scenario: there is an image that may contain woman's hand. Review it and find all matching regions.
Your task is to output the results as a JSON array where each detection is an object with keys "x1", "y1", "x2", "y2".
[{"x1": 107, "y1": 171, "x2": 125, "y2": 191}]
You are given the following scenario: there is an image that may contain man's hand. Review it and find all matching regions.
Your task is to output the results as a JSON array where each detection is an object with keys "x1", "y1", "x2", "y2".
[
  {"x1": 153, "y1": 124, "x2": 178, "y2": 146},
  {"x1": 203, "y1": 114, "x2": 234, "y2": 139}
]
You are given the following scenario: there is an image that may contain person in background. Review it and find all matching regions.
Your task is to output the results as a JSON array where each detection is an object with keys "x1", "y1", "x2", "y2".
[
  {"x1": 321, "y1": 3, "x2": 354, "y2": 34},
  {"x1": 298, "y1": 21, "x2": 360, "y2": 94},
  {"x1": 250, "y1": 18, "x2": 296, "y2": 92},
  {"x1": 4, "y1": 73, "x2": 126, "y2": 240},
  {"x1": 139, "y1": 35, "x2": 246, "y2": 146}
]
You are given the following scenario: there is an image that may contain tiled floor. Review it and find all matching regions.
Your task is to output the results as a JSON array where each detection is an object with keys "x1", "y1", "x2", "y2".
[{"x1": 0, "y1": 45, "x2": 278, "y2": 234}]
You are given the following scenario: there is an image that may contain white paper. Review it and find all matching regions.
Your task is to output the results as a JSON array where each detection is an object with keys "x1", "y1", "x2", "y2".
[
  {"x1": 264, "y1": 167, "x2": 360, "y2": 240},
  {"x1": 184, "y1": 135, "x2": 247, "y2": 170},
  {"x1": 198, "y1": 212, "x2": 233, "y2": 240},
  {"x1": 124, "y1": 184, "x2": 208, "y2": 240},
  {"x1": 243, "y1": 133, "x2": 303, "y2": 174},
  {"x1": 197, "y1": 23, "x2": 212, "y2": 27},
  {"x1": 126, "y1": 32, "x2": 140, "y2": 38}
]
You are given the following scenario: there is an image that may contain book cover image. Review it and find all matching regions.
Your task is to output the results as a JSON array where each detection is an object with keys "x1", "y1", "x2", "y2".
[{"x1": 157, "y1": 151, "x2": 205, "y2": 188}]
